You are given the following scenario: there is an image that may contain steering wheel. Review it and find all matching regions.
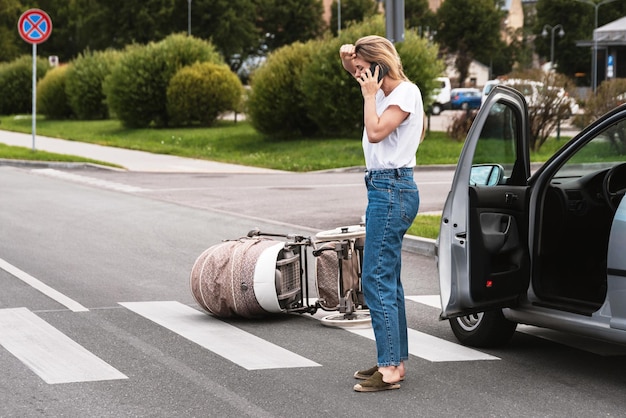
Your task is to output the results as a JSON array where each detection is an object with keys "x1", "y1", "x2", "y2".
[{"x1": 602, "y1": 162, "x2": 626, "y2": 212}]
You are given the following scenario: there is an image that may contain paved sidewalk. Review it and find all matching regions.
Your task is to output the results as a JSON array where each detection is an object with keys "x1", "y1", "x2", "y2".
[{"x1": 0, "y1": 130, "x2": 284, "y2": 173}]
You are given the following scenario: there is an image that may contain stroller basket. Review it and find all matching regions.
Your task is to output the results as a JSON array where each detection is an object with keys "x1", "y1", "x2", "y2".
[{"x1": 275, "y1": 253, "x2": 300, "y2": 301}]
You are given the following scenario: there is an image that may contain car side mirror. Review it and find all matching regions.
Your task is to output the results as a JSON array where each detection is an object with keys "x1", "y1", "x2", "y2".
[{"x1": 470, "y1": 164, "x2": 504, "y2": 186}]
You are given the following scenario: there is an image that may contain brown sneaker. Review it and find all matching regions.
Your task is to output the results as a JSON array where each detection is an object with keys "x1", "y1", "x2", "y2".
[{"x1": 353, "y1": 371, "x2": 401, "y2": 392}]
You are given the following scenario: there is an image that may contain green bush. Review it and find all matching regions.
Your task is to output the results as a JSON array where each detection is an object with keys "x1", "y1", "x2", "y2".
[
  {"x1": 247, "y1": 42, "x2": 318, "y2": 137},
  {"x1": 167, "y1": 62, "x2": 243, "y2": 126},
  {"x1": 103, "y1": 34, "x2": 223, "y2": 128},
  {"x1": 65, "y1": 49, "x2": 121, "y2": 120},
  {"x1": 247, "y1": 15, "x2": 444, "y2": 139},
  {"x1": 37, "y1": 65, "x2": 74, "y2": 120},
  {"x1": 301, "y1": 15, "x2": 443, "y2": 137},
  {"x1": 0, "y1": 55, "x2": 49, "y2": 115}
]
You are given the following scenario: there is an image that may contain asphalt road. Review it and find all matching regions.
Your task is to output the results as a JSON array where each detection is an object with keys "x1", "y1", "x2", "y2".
[{"x1": 2, "y1": 165, "x2": 626, "y2": 417}]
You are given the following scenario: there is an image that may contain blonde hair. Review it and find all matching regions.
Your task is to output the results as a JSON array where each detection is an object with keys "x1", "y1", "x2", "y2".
[{"x1": 354, "y1": 35, "x2": 407, "y2": 81}]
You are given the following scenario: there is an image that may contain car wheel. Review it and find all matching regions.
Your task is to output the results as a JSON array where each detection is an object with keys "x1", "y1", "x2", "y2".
[
  {"x1": 431, "y1": 104, "x2": 442, "y2": 115},
  {"x1": 449, "y1": 310, "x2": 517, "y2": 347}
]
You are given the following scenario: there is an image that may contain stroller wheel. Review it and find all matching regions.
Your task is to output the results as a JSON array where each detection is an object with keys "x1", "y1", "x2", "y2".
[{"x1": 320, "y1": 310, "x2": 371, "y2": 328}]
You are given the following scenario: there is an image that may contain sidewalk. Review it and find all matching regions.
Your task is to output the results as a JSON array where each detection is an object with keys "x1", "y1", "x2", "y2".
[{"x1": 0, "y1": 130, "x2": 284, "y2": 174}]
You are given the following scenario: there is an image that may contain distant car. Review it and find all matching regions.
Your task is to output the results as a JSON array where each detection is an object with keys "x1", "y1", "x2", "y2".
[
  {"x1": 481, "y1": 80, "x2": 501, "y2": 105},
  {"x1": 449, "y1": 88, "x2": 482, "y2": 111},
  {"x1": 437, "y1": 84, "x2": 626, "y2": 348},
  {"x1": 498, "y1": 78, "x2": 579, "y2": 118},
  {"x1": 430, "y1": 76, "x2": 452, "y2": 115}
]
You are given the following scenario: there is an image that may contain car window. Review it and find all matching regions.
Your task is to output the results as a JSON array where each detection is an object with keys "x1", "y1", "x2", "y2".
[
  {"x1": 554, "y1": 118, "x2": 626, "y2": 178},
  {"x1": 470, "y1": 102, "x2": 519, "y2": 184}
]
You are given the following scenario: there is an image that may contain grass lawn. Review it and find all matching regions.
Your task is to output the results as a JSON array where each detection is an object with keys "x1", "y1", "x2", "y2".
[{"x1": 0, "y1": 115, "x2": 571, "y2": 239}]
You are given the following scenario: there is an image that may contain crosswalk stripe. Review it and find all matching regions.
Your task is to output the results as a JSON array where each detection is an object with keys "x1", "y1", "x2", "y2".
[
  {"x1": 0, "y1": 257, "x2": 88, "y2": 312},
  {"x1": 32, "y1": 168, "x2": 147, "y2": 193},
  {"x1": 0, "y1": 308, "x2": 127, "y2": 384},
  {"x1": 310, "y1": 297, "x2": 499, "y2": 362},
  {"x1": 120, "y1": 301, "x2": 321, "y2": 370},
  {"x1": 348, "y1": 327, "x2": 500, "y2": 362}
]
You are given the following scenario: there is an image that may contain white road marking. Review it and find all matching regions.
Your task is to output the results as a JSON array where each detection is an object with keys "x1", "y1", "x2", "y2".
[
  {"x1": 32, "y1": 168, "x2": 147, "y2": 193},
  {"x1": 310, "y1": 298, "x2": 499, "y2": 362},
  {"x1": 406, "y1": 295, "x2": 441, "y2": 309},
  {"x1": 0, "y1": 257, "x2": 88, "y2": 312},
  {"x1": 120, "y1": 301, "x2": 321, "y2": 370},
  {"x1": 0, "y1": 308, "x2": 127, "y2": 384}
]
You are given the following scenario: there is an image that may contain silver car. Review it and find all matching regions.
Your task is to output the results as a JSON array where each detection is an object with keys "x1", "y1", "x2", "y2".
[{"x1": 437, "y1": 85, "x2": 626, "y2": 347}]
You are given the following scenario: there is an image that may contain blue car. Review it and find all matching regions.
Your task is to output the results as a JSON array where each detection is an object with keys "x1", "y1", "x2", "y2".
[{"x1": 449, "y1": 88, "x2": 482, "y2": 110}]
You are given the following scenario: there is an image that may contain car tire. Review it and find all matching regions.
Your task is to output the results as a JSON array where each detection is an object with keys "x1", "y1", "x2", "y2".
[
  {"x1": 449, "y1": 310, "x2": 517, "y2": 348},
  {"x1": 431, "y1": 104, "x2": 442, "y2": 115}
]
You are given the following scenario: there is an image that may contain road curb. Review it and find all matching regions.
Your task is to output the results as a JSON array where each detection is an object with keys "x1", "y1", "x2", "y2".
[{"x1": 403, "y1": 235, "x2": 437, "y2": 257}]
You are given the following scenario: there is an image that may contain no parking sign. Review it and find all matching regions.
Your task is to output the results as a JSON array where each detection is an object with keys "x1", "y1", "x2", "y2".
[
  {"x1": 18, "y1": 9, "x2": 52, "y2": 44},
  {"x1": 17, "y1": 9, "x2": 52, "y2": 150}
]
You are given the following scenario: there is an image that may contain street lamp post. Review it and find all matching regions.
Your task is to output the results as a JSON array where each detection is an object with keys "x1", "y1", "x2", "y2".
[
  {"x1": 576, "y1": 0, "x2": 620, "y2": 92},
  {"x1": 542, "y1": 24, "x2": 565, "y2": 71},
  {"x1": 187, "y1": 0, "x2": 192, "y2": 36},
  {"x1": 337, "y1": 0, "x2": 341, "y2": 34}
]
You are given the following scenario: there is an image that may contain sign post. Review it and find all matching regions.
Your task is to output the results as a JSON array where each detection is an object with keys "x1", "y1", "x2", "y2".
[{"x1": 17, "y1": 9, "x2": 52, "y2": 151}]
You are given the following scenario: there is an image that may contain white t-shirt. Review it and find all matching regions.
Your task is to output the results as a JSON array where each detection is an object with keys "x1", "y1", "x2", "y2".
[{"x1": 362, "y1": 81, "x2": 424, "y2": 170}]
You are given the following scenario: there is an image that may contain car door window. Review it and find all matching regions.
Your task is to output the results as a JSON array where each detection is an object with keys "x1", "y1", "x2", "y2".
[{"x1": 471, "y1": 103, "x2": 518, "y2": 183}]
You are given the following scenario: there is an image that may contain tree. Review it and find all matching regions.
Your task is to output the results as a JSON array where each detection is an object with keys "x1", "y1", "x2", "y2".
[
  {"x1": 435, "y1": 0, "x2": 506, "y2": 87},
  {"x1": 184, "y1": 0, "x2": 261, "y2": 71},
  {"x1": 405, "y1": 0, "x2": 436, "y2": 34},
  {"x1": 535, "y1": 0, "x2": 626, "y2": 86},
  {"x1": 257, "y1": 0, "x2": 326, "y2": 51},
  {"x1": 329, "y1": 0, "x2": 379, "y2": 36},
  {"x1": 0, "y1": 0, "x2": 26, "y2": 62}
]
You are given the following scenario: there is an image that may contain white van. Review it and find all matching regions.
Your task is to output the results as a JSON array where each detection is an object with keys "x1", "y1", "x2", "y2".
[{"x1": 430, "y1": 76, "x2": 451, "y2": 115}]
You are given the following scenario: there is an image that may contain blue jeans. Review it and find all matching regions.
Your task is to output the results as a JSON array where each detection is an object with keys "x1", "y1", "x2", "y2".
[{"x1": 362, "y1": 168, "x2": 419, "y2": 367}]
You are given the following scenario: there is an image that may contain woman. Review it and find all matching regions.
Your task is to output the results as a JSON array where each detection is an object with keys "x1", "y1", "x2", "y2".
[{"x1": 339, "y1": 35, "x2": 423, "y2": 392}]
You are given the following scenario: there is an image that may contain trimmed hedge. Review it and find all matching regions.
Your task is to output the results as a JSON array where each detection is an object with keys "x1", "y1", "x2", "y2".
[
  {"x1": 65, "y1": 49, "x2": 121, "y2": 120},
  {"x1": 103, "y1": 34, "x2": 223, "y2": 128},
  {"x1": 247, "y1": 42, "x2": 318, "y2": 137},
  {"x1": 37, "y1": 65, "x2": 74, "y2": 120},
  {"x1": 0, "y1": 55, "x2": 49, "y2": 115},
  {"x1": 167, "y1": 62, "x2": 244, "y2": 127},
  {"x1": 247, "y1": 15, "x2": 444, "y2": 138}
]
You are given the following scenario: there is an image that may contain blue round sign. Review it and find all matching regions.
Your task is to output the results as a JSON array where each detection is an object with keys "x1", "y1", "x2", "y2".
[{"x1": 18, "y1": 9, "x2": 52, "y2": 44}]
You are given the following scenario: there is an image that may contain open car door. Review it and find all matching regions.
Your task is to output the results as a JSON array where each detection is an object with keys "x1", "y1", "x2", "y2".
[{"x1": 438, "y1": 85, "x2": 532, "y2": 319}]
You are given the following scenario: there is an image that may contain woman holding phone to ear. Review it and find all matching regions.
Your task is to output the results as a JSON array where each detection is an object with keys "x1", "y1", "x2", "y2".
[{"x1": 339, "y1": 35, "x2": 424, "y2": 392}]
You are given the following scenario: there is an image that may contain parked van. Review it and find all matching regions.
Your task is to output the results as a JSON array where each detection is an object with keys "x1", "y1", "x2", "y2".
[{"x1": 430, "y1": 76, "x2": 451, "y2": 115}]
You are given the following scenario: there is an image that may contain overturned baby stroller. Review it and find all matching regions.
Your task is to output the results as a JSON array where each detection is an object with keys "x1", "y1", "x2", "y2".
[{"x1": 189, "y1": 225, "x2": 370, "y2": 327}]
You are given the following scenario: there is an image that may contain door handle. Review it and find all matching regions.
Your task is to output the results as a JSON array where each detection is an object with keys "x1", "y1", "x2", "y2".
[{"x1": 505, "y1": 192, "x2": 518, "y2": 204}]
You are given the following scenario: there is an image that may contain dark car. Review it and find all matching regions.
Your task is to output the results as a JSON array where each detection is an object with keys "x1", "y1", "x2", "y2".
[
  {"x1": 437, "y1": 85, "x2": 626, "y2": 348},
  {"x1": 449, "y1": 88, "x2": 482, "y2": 110}
]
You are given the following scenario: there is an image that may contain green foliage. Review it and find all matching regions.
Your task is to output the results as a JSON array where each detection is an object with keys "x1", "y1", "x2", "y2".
[
  {"x1": 167, "y1": 62, "x2": 244, "y2": 127},
  {"x1": 0, "y1": 55, "x2": 50, "y2": 115},
  {"x1": 258, "y1": 0, "x2": 326, "y2": 51},
  {"x1": 435, "y1": 0, "x2": 506, "y2": 85},
  {"x1": 103, "y1": 34, "x2": 223, "y2": 128},
  {"x1": 330, "y1": 0, "x2": 379, "y2": 36},
  {"x1": 248, "y1": 15, "x2": 443, "y2": 139},
  {"x1": 247, "y1": 42, "x2": 318, "y2": 137},
  {"x1": 535, "y1": 0, "x2": 626, "y2": 84},
  {"x1": 37, "y1": 65, "x2": 74, "y2": 120},
  {"x1": 302, "y1": 15, "x2": 443, "y2": 137},
  {"x1": 583, "y1": 78, "x2": 626, "y2": 124},
  {"x1": 65, "y1": 49, "x2": 122, "y2": 120}
]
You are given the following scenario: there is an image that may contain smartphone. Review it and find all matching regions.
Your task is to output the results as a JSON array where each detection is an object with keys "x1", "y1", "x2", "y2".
[{"x1": 370, "y1": 63, "x2": 389, "y2": 82}]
